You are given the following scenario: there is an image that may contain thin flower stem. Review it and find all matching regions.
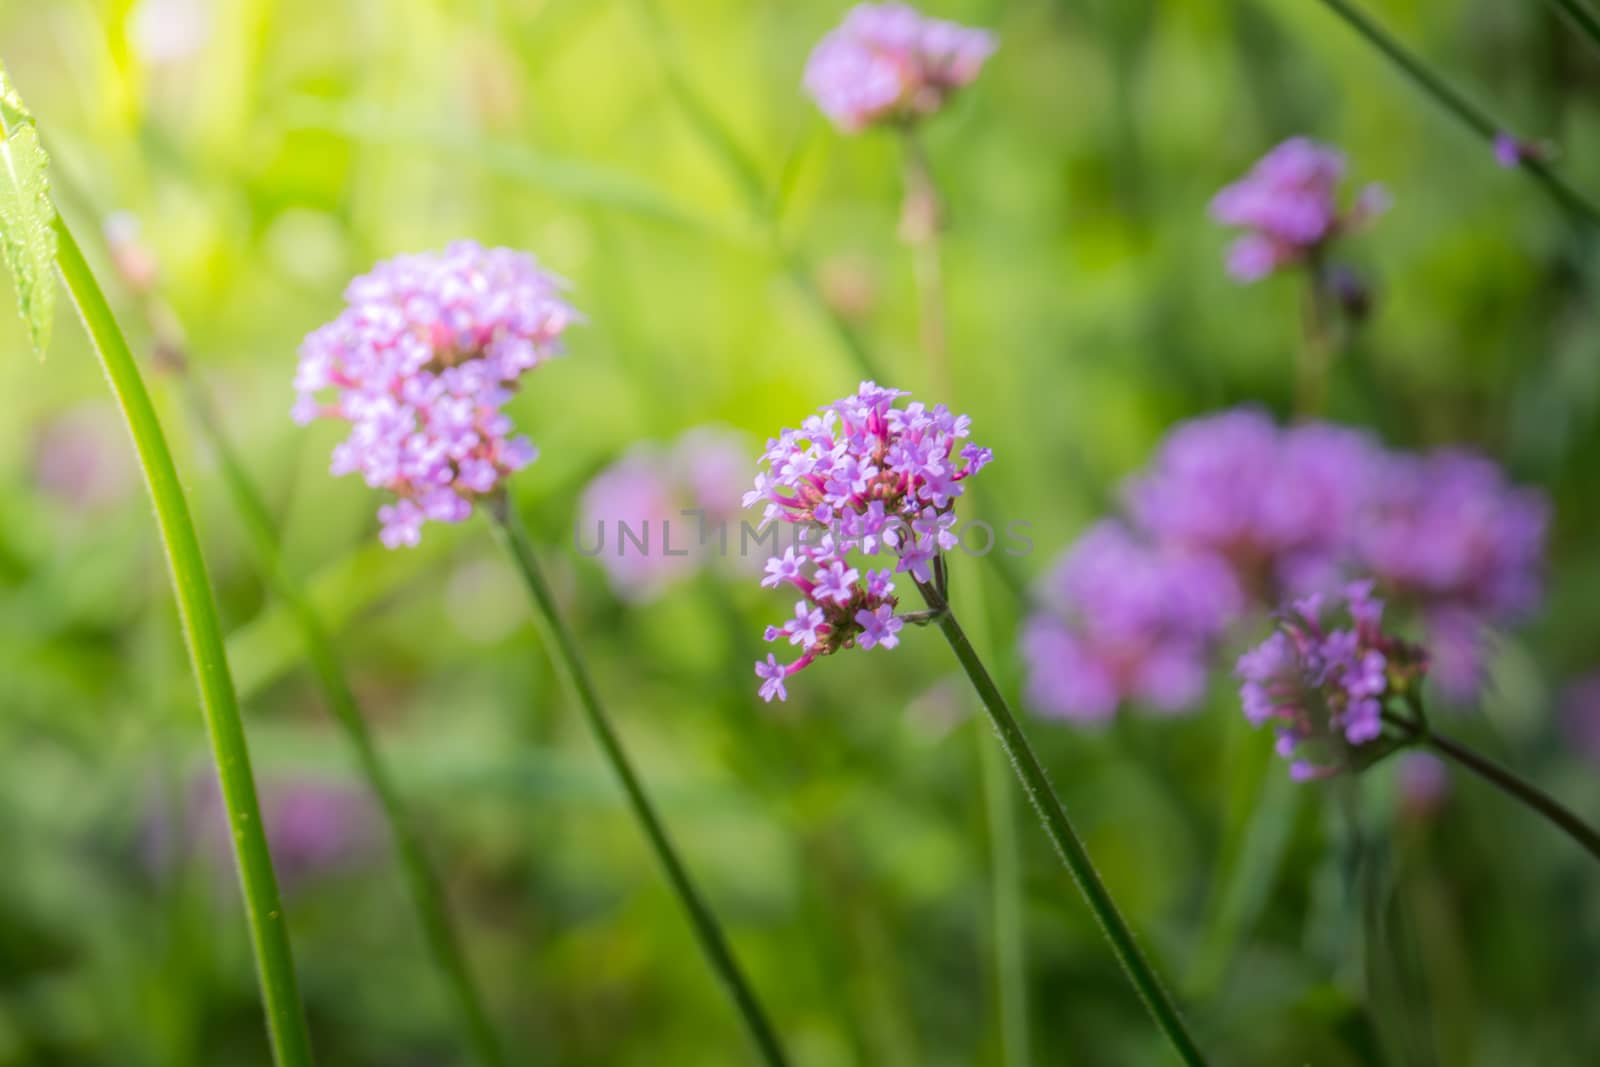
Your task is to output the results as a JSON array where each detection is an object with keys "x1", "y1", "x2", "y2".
[
  {"x1": 897, "y1": 125, "x2": 950, "y2": 395},
  {"x1": 916, "y1": 579, "x2": 1208, "y2": 1067},
  {"x1": 484, "y1": 493, "x2": 790, "y2": 1067},
  {"x1": 176, "y1": 376, "x2": 507, "y2": 1067},
  {"x1": 1544, "y1": 0, "x2": 1600, "y2": 59},
  {"x1": 1296, "y1": 262, "x2": 1335, "y2": 417},
  {"x1": 1312, "y1": 0, "x2": 1600, "y2": 228},
  {"x1": 895, "y1": 133, "x2": 1032, "y2": 1066},
  {"x1": 978, "y1": 727, "x2": 1033, "y2": 1067},
  {"x1": 1383, "y1": 712, "x2": 1600, "y2": 862},
  {"x1": 52, "y1": 218, "x2": 313, "y2": 1066}
]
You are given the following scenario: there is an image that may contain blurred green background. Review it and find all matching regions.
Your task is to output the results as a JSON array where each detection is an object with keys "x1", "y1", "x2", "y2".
[{"x1": 2, "y1": 0, "x2": 1599, "y2": 1063}]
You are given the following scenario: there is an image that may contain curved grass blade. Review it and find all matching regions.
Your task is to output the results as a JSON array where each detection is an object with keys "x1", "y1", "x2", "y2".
[
  {"x1": 52, "y1": 218, "x2": 314, "y2": 1065},
  {"x1": 1, "y1": 60, "x2": 313, "y2": 1065}
]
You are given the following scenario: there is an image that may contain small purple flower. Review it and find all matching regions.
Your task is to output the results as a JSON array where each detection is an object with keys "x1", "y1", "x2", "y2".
[
  {"x1": 294, "y1": 241, "x2": 577, "y2": 547},
  {"x1": 756, "y1": 654, "x2": 792, "y2": 703},
  {"x1": 1493, "y1": 132, "x2": 1551, "y2": 169},
  {"x1": 856, "y1": 603, "x2": 904, "y2": 649},
  {"x1": 746, "y1": 381, "x2": 987, "y2": 699},
  {"x1": 813, "y1": 559, "x2": 863, "y2": 606},
  {"x1": 1235, "y1": 582, "x2": 1428, "y2": 780},
  {"x1": 805, "y1": 4, "x2": 996, "y2": 133},
  {"x1": 1211, "y1": 137, "x2": 1386, "y2": 283}
]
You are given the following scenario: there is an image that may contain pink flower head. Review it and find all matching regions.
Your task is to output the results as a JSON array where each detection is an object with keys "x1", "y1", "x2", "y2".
[
  {"x1": 1125, "y1": 409, "x2": 1381, "y2": 599},
  {"x1": 1021, "y1": 522, "x2": 1243, "y2": 724},
  {"x1": 294, "y1": 241, "x2": 577, "y2": 547},
  {"x1": 804, "y1": 3, "x2": 996, "y2": 133},
  {"x1": 1236, "y1": 582, "x2": 1428, "y2": 781},
  {"x1": 746, "y1": 381, "x2": 987, "y2": 699},
  {"x1": 578, "y1": 428, "x2": 754, "y2": 602},
  {"x1": 1211, "y1": 137, "x2": 1387, "y2": 283}
]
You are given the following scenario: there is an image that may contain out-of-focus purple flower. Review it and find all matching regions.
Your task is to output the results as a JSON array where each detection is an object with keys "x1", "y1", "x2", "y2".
[
  {"x1": 1492, "y1": 132, "x2": 1553, "y2": 170},
  {"x1": 1561, "y1": 674, "x2": 1600, "y2": 766},
  {"x1": 32, "y1": 405, "x2": 137, "y2": 514},
  {"x1": 746, "y1": 381, "x2": 987, "y2": 700},
  {"x1": 1396, "y1": 751, "x2": 1450, "y2": 819},
  {"x1": 1124, "y1": 410, "x2": 1380, "y2": 599},
  {"x1": 1494, "y1": 133, "x2": 1523, "y2": 169},
  {"x1": 294, "y1": 241, "x2": 576, "y2": 548},
  {"x1": 1236, "y1": 582, "x2": 1428, "y2": 780},
  {"x1": 804, "y1": 4, "x2": 996, "y2": 133},
  {"x1": 578, "y1": 428, "x2": 753, "y2": 602},
  {"x1": 1021, "y1": 522, "x2": 1242, "y2": 723},
  {"x1": 1355, "y1": 450, "x2": 1546, "y2": 623},
  {"x1": 147, "y1": 775, "x2": 380, "y2": 893},
  {"x1": 1355, "y1": 451, "x2": 1545, "y2": 702},
  {"x1": 1211, "y1": 138, "x2": 1387, "y2": 283}
]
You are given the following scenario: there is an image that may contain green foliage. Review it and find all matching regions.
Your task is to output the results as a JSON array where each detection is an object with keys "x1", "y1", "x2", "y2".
[{"x1": 0, "y1": 64, "x2": 55, "y2": 357}]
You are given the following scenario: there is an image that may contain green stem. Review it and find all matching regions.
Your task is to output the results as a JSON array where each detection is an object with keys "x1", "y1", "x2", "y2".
[
  {"x1": 179, "y1": 379, "x2": 507, "y2": 1067},
  {"x1": 484, "y1": 493, "x2": 789, "y2": 1067},
  {"x1": 1544, "y1": 0, "x2": 1600, "y2": 59},
  {"x1": 916, "y1": 579, "x2": 1209, "y2": 1067},
  {"x1": 1383, "y1": 712, "x2": 1600, "y2": 862},
  {"x1": 52, "y1": 218, "x2": 313, "y2": 1066},
  {"x1": 897, "y1": 124, "x2": 949, "y2": 396},
  {"x1": 977, "y1": 727, "x2": 1032, "y2": 1067},
  {"x1": 1313, "y1": 0, "x2": 1600, "y2": 228}
]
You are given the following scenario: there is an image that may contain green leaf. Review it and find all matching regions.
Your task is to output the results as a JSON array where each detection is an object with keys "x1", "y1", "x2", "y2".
[{"x1": 0, "y1": 65, "x2": 57, "y2": 358}]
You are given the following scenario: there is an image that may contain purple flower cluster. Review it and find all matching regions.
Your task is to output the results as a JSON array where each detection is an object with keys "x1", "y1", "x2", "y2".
[
  {"x1": 579, "y1": 427, "x2": 751, "y2": 602},
  {"x1": 1236, "y1": 582, "x2": 1428, "y2": 780},
  {"x1": 1126, "y1": 411, "x2": 1378, "y2": 598},
  {"x1": 1211, "y1": 137, "x2": 1388, "y2": 283},
  {"x1": 293, "y1": 241, "x2": 577, "y2": 548},
  {"x1": 747, "y1": 381, "x2": 991, "y2": 701},
  {"x1": 804, "y1": 3, "x2": 996, "y2": 134},
  {"x1": 1021, "y1": 408, "x2": 1548, "y2": 723},
  {"x1": 146, "y1": 775, "x2": 380, "y2": 893},
  {"x1": 1022, "y1": 523, "x2": 1243, "y2": 724}
]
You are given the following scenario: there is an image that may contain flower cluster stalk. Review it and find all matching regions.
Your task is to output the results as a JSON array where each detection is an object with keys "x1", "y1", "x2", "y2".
[
  {"x1": 915, "y1": 576, "x2": 1209, "y2": 1067},
  {"x1": 1312, "y1": 0, "x2": 1600, "y2": 228},
  {"x1": 1382, "y1": 709, "x2": 1600, "y2": 863},
  {"x1": 485, "y1": 492, "x2": 790, "y2": 1067}
]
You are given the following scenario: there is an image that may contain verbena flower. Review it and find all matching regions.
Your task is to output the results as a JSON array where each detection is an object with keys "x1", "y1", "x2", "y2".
[
  {"x1": 1236, "y1": 582, "x2": 1428, "y2": 781},
  {"x1": 146, "y1": 775, "x2": 379, "y2": 893},
  {"x1": 804, "y1": 3, "x2": 996, "y2": 133},
  {"x1": 1021, "y1": 522, "x2": 1242, "y2": 723},
  {"x1": 1124, "y1": 410, "x2": 1380, "y2": 599},
  {"x1": 1211, "y1": 137, "x2": 1388, "y2": 283},
  {"x1": 1396, "y1": 751, "x2": 1450, "y2": 819},
  {"x1": 746, "y1": 381, "x2": 989, "y2": 701},
  {"x1": 578, "y1": 428, "x2": 751, "y2": 602},
  {"x1": 1354, "y1": 450, "x2": 1546, "y2": 700},
  {"x1": 293, "y1": 241, "x2": 576, "y2": 548},
  {"x1": 1027, "y1": 409, "x2": 1548, "y2": 727}
]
